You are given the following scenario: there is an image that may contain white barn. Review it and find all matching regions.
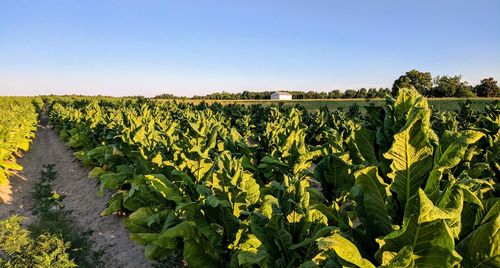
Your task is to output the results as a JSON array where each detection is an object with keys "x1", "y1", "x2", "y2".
[{"x1": 271, "y1": 91, "x2": 292, "y2": 100}]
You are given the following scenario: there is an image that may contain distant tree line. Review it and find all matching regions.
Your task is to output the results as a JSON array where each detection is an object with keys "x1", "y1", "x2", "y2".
[
  {"x1": 154, "y1": 93, "x2": 187, "y2": 99},
  {"x1": 187, "y1": 88, "x2": 393, "y2": 100},
  {"x1": 154, "y1": 70, "x2": 499, "y2": 99},
  {"x1": 392, "y1": 70, "x2": 499, "y2": 97},
  {"x1": 155, "y1": 88, "x2": 393, "y2": 100}
]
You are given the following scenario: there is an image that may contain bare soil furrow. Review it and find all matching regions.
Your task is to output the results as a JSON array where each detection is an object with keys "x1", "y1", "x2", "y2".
[{"x1": 1, "y1": 115, "x2": 150, "y2": 268}]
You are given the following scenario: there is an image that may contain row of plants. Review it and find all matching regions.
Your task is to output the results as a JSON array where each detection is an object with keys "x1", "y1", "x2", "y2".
[
  {"x1": 0, "y1": 215, "x2": 75, "y2": 267},
  {"x1": 0, "y1": 164, "x2": 103, "y2": 267},
  {"x1": 46, "y1": 89, "x2": 499, "y2": 267},
  {"x1": 0, "y1": 97, "x2": 41, "y2": 203},
  {"x1": 30, "y1": 164, "x2": 104, "y2": 267}
]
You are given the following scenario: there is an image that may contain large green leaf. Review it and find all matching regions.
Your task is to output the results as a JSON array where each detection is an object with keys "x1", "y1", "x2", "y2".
[
  {"x1": 145, "y1": 174, "x2": 184, "y2": 204},
  {"x1": 381, "y1": 245, "x2": 414, "y2": 268},
  {"x1": 237, "y1": 251, "x2": 267, "y2": 266},
  {"x1": 384, "y1": 113, "x2": 433, "y2": 207},
  {"x1": 313, "y1": 232, "x2": 375, "y2": 268},
  {"x1": 435, "y1": 186, "x2": 465, "y2": 239},
  {"x1": 125, "y1": 207, "x2": 158, "y2": 233},
  {"x1": 353, "y1": 128, "x2": 378, "y2": 164},
  {"x1": 393, "y1": 88, "x2": 420, "y2": 121},
  {"x1": 314, "y1": 154, "x2": 353, "y2": 199},
  {"x1": 354, "y1": 166, "x2": 394, "y2": 236},
  {"x1": 456, "y1": 204, "x2": 500, "y2": 267},
  {"x1": 100, "y1": 192, "x2": 124, "y2": 216},
  {"x1": 158, "y1": 221, "x2": 198, "y2": 241},
  {"x1": 425, "y1": 130, "x2": 485, "y2": 196},
  {"x1": 132, "y1": 125, "x2": 146, "y2": 143},
  {"x1": 183, "y1": 239, "x2": 220, "y2": 268},
  {"x1": 376, "y1": 189, "x2": 462, "y2": 267},
  {"x1": 98, "y1": 172, "x2": 128, "y2": 195},
  {"x1": 249, "y1": 213, "x2": 280, "y2": 259},
  {"x1": 233, "y1": 233, "x2": 268, "y2": 266},
  {"x1": 184, "y1": 156, "x2": 213, "y2": 182}
]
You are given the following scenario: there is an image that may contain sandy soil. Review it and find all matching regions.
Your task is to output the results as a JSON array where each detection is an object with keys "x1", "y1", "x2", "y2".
[
  {"x1": 1, "y1": 115, "x2": 151, "y2": 268},
  {"x1": 0, "y1": 125, "x2": 46, "y2": 225}
]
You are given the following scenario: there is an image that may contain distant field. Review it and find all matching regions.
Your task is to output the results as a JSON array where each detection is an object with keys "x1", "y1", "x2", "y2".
[{"x1": 172, "y1": 98, "x2": 498, "y2": 112}]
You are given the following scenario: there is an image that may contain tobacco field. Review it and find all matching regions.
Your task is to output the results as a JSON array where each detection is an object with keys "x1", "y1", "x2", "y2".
[{"x1": 1, "y1": 88, "x2": 499, "y2": 267}]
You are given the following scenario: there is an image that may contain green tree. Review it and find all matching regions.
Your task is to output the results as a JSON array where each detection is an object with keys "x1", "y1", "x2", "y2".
[
  {"x1": 367, "y1": 88, "x2": 378, "y2": 98},
  {"x1": 392, "y1": 69, "x2": 433, "y2": 96},
  {"x1": 377, "y1": 87, "x2": 391, "y2": 98},
  {"x1": 328, "y1": 90, "x2": 342, "y2": 98},
  {"x1": 343, "y1": 89, "x2": 357, "y2": 98},
  {"x1": 474, "y1": 77, "x2": 499, "y2": 97},
  {"x1": 317, "y1": 92, "x2": 328, "y2": 99},
  {"x1": 304, "y1": 91, "x2": 318, "y2": 99},
  {"x1": 154, "y1": 93, "x2": 177, "y2": 99},
  {"x1": 455, "y1": 85, "x2": 476, "y2": 97},
  {"x1": 356, "y1": 88, "x2": 368, "y2": 98},
  {"x1": 430, "y1": 75, "x2": 475, "y2": 97}
]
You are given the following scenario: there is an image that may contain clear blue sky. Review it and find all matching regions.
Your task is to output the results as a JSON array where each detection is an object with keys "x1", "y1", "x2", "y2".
[{"x1": 1, "y1": 0, "x2": 499, "y2": 97}]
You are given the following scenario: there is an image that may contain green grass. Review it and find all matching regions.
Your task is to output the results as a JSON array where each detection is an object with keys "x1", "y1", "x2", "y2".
[{"x1": 171, "y1": 98, "x2": 498, "y2": 112}]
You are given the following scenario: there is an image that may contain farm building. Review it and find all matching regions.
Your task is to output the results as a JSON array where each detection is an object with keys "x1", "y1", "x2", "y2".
[{"x1": 271, "y1": 91, "x2": 292, "y2": 100}]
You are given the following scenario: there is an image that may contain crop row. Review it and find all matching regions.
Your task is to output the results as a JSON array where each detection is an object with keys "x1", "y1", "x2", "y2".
[
  {"x1": 46, "y1": 89, "x2": 499, "y2": 267},
  {"x1": 0, "y1": 97, "x2": 41, "y2": 203}
]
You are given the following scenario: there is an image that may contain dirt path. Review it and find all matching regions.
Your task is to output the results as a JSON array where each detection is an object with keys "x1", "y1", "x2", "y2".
[
  {"x1": 0, "y1": 119, "x2": 48, "y2": 224},
  {"x1": 1, "y1": 115, "x2": 151, "y2": 268}
]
